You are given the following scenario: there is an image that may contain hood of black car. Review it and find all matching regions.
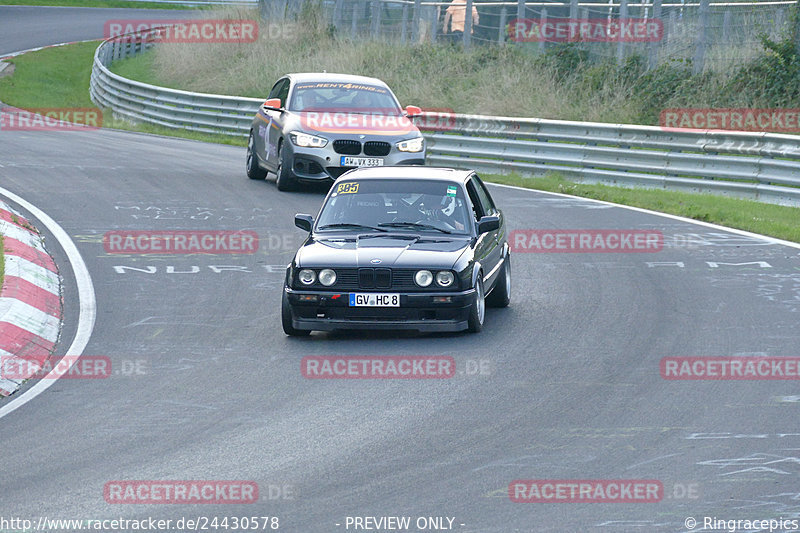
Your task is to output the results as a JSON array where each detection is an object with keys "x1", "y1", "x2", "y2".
[{"x1": 296, "y1": 234, "x2": 470, "y2": 269}]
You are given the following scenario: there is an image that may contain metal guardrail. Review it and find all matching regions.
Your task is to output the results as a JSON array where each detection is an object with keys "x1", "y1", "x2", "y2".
[{"x1": 90, "y1": 30, "x2": 800, "y2": 206}]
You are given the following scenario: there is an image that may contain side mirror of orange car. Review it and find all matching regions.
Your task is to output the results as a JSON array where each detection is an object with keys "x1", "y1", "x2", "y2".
[
  {"x1": 263, "y1": 98, "x2": 282, "y2": 110},
  {"x1": 405, "y1": 105, "x2": 422, "y2": 117}
]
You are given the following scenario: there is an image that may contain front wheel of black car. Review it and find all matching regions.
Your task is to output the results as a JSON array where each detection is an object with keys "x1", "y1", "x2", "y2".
[
  {"x1": 246, "y1": 131, "x2": 267, "y2": 180},
  {"x1": 282, "y1": 292, "x2": 310, "y2": 336},
  {"x1": 467, "y1": 277, "x2": 485, "y2": 333},
  {"x1": 486, "y1": 255, "x2": 511, "y2": 308},
  {"x1": 275, "y1": 140, "x2": 297, "y2": 191}
]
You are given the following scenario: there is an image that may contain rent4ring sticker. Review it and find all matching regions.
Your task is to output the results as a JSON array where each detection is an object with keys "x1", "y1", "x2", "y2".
[
  {"x1": 337, "y1": 182, "x2": 359, "y2": 194},
  {"x1": 446, "y1": 186, "x2": 458, "y2": 197}
]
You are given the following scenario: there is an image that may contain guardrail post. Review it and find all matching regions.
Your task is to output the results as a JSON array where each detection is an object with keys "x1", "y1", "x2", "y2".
[
  {"x1": 693, "y1": 0, "x2": 709, "y2": 74},
  {"x1": 429, "y1": 5, "x2": 438, "y2": 43},
  {"x1": 350, "y1": 1, "x2": 359, "y2": 39},
  {"x1": 498, "y1": 7, "x2": 508, "y2": 44},
  {"x1": 371, "y1": 0, "x2": 381, "y2": 39},
  {"x1": 570, "y1": 0, "x2": 578, "y2": 21},
  {"x1": 721, "y1": 9, "x2": 731, "y2": 43},
  {"x1": 539, "y1": 7, "x2": 547, "y2": 54},
  {"x1": 332, "y1": 0, "x2": 343, "y2": 29},
  {"x1": 647, "y1": 0, "x2": 662, "y2": 69},
  {"x1": 401, "y1": 2, "x2": 409, "y2": 43},
  {"x1": 411, "y1": 0, "x2": 422, "y2": 42},
  {"x1": 617, "y1": 0, "x2": 628, "y2": 65},
  {"x1": 463, "y1": 0, "x2": 474, "y2": 49}
]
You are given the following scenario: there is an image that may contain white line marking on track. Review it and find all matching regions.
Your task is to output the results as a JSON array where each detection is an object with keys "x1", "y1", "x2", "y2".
[
  {"x1": 489, "y1": 182, "x2": 800, "y2": 250},
  {"x1": 0, "y1": 187, "x2": 96, "y2": 420}
]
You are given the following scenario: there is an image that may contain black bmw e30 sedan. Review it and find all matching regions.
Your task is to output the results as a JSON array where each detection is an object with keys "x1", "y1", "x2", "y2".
[{"x1": 281, "y1": 166, "x2": 511, "y2": 336}]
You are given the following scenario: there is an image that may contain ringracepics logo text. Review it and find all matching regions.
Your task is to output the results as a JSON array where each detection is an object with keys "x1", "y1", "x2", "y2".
[
  {"x1": 511, "y1": 229, "x2": 663, "y2": 253},
  {"x1": 104, "y1": 20, "x2": 258, "y2": 43},
  {"x1": 509, "y1": 18, "x2": 663, "y2": 42},
  {"x1": 103, "y1": 230, "x2": 258, "y2": 254},
  {"x1": 0, "y1": 107, "x2": 102, "y2": 131}
]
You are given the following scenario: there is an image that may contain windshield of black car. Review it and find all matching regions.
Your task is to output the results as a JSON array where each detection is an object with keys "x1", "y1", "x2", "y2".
[
  {"x1": 289, "y1": 82, "x2": 402, "y2": 115},
  {"x1": 316, "y1": 179, "x2": 472, "y2": 235}
]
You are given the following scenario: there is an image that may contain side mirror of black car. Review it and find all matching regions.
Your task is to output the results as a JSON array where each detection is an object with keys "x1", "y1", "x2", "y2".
[
  {"x1": 477, "y1": 215, "x2": 500, "y2": 234},
  {"x1": 295, "y1": 214, "x2": 314, "y2": 232}
]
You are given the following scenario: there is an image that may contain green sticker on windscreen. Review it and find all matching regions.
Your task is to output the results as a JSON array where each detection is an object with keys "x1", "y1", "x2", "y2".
[{"x1": 446, "y1": 186, "x2": 458, "y2": 197}]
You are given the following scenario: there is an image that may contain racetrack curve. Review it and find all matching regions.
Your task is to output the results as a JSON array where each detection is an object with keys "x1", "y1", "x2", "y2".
[{"x1": 2, "y1": 10, "x2": 800, "y2": 532}]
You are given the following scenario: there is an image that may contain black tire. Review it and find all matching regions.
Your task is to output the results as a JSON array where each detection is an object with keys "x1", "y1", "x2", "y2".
[
  {"x1": 282, "y1": 291, "x2": 310, "y2": 336},
  {"x1": 467, "y1": 277, "x2": 485, "y2": 333},
  {"x1": 246, "y1": 131, "x2": 267, "y2": 180},
  {"x1": 275, "y1": 140, "x2": 297, "y2": 191},
  {"x1": 486, "y1": 255, "x2": 511, "y2": 308}
]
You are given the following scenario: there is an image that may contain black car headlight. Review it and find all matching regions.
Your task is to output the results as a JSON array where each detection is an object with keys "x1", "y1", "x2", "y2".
[
  {"x1": 415, "y1": 270, "x2": 433, "y2": 287},
  {"x1": 289, "y1": 131, "x2": 328, "y2": 148},
  {"x1": 435, "y1": 271, "x2": 455, "y2": 287},
  {"x1": 396, "y1": 136, "x2": 424, "y2": 153},
  {"x1": 298, "y1": 269, "x2": 316, "y2": 285},
  {"x1": 318, "y1": 269, "x2": 337, "y2": 287}
]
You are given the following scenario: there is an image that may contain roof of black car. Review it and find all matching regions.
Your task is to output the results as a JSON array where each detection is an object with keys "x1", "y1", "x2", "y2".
[
  {"x1": 336, "y1": 166, "x2": 472, "y2": 184},
  {"x1": 287, "y1": 72, "x2": 389, "y2": 87}
]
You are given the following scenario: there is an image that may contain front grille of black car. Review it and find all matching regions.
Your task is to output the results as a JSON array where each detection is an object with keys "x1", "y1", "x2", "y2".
[
  {"x1": 295, "y1": 268, "x2": 458, "y2": 291},
  {"x1": 363, "y1": 141, "x2": 391, "y2": 156},
  {"x1": 358, "y1": 268, "x2": 392, "y2": 289},
  {"x1": 332, "y1": 140, "x2": 361, "y2": 155}
]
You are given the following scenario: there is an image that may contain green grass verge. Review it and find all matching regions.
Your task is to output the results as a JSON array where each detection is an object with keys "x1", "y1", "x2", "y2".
[
  {"x1": 0, "y1": 41, "x2": 797, "y2": 244},
  {"x1": 0, "y1": 41, "x2": 244, "y2": 146},
  {"x1": 485, "y1": 173, "x2": 800, "y2": 244},
  {"x1": 0, "y1": 0, "x2": 205, "y2": 9}
]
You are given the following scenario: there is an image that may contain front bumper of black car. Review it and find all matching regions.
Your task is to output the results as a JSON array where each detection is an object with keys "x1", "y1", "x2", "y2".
[{"x1": 284, "y1": 287, "x2": 476, "y2": 332}]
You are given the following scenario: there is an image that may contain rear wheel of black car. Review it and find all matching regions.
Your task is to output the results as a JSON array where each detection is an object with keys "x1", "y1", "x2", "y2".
[
  {"x1": 246, "y1": 131, "x2": 267, "y2": 180},
  {"x1": 282, "y1": 291, "x2": 310, "y2": 336},
  {"x1": 486, "y1": 255, "x2": 511, "y2": 308},
  {"x1": 467, "y1": 277, "x2": 485, "y2": 333},
  {"x1": 275, "y1": 140, "x2": 297, "y2": 191}
]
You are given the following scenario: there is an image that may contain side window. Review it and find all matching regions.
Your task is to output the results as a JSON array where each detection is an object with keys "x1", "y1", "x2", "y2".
[
  {"x1": 278, "y1": 80, "x2": 290, "y2": 106},
  {"x1": 465, "y1": 180, "x2": 485, "y2": 221},
  {"x1": 472, "y1": 175, "x2": 497, "y2": 215},
  {"x1": 267, "y1": 79, "x2": 284, "y2": 99},
  {"x1": 268, "y1": 79, "x2": 289, "y2": 106}
]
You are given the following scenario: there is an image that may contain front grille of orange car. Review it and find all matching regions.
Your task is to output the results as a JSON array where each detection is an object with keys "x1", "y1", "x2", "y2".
[
  {"x1": 333, "y1": 140, "x2": 361, "y2": 155},
  {"x1": 363, "y1": 141, "x2": 391, "y2": 156}
]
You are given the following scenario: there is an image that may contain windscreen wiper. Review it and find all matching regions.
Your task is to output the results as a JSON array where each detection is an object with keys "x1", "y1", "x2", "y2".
[
  {"x1": 378, "y1": 222, "x2": 452, "y2": 234},
  {"x1": 317, "y1": 223, "x2": 387, "y2": 232}
]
